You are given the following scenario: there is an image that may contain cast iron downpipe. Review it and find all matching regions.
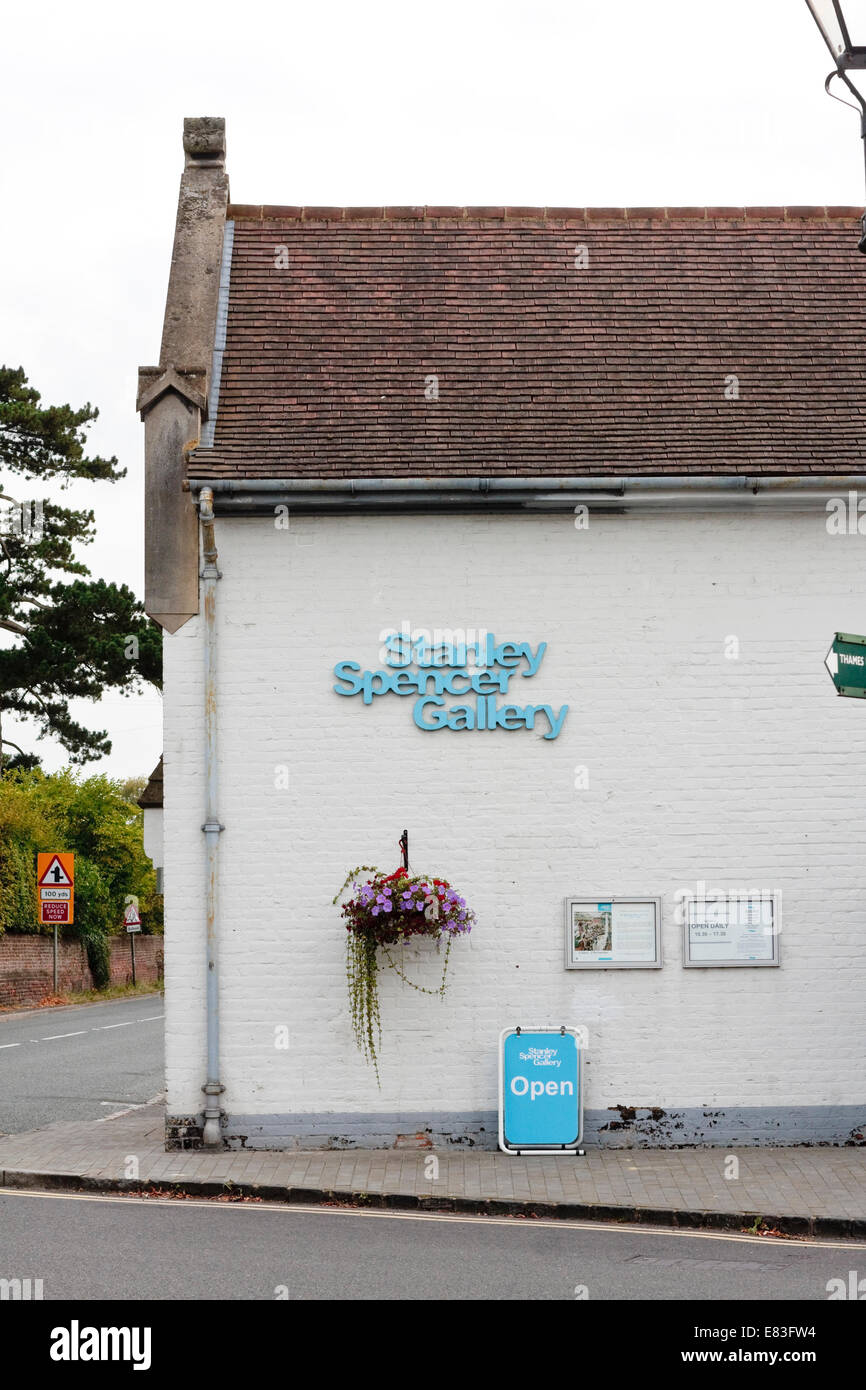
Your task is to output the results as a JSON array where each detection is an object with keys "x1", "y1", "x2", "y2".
[{"x1": 198, "y1": 486, "x2": 225, "y2": 1147}]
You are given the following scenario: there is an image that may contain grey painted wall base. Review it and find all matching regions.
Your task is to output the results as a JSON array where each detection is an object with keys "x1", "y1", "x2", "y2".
[{"x1": 165, "y1": 1105, "x2": 866, "y2": 1151}]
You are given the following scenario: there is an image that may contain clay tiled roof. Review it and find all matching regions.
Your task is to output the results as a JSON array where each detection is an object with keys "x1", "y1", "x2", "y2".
[
  {"x1": 187, "y1": 206, "x2": 866, "y2": 479},
  {"x1": 138, "y1": 757, "x2": 163, "y2": 809}
]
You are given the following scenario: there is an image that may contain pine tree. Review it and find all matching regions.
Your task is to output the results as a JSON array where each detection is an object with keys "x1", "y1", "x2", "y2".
[{"x1": 0, "y1": 367, "x2": 161, "y2": 768}]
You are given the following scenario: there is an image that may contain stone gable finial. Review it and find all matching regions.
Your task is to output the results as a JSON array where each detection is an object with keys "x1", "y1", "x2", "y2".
[{"x1": 183, "y1": 116, "x2": 226, "y2": 166}]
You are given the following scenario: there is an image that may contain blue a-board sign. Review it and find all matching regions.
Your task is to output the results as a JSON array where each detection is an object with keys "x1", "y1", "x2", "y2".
[{"x1": 499, "y1": 1027, "x2": 583, "y2": 1154}]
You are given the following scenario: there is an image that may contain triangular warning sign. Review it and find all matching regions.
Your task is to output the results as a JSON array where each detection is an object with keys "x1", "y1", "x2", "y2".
[
  {"x1": 123, "y1": 903, "x2": 141, "y2": 926},
  {"x1": 38, "y1": 855, "x2": 72, "y2": 887}
]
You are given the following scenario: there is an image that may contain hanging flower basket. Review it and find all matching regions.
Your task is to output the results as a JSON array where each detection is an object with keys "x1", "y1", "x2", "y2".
[{"x1": 334, "y1": 864, "x2": 475, "y2": 1082}]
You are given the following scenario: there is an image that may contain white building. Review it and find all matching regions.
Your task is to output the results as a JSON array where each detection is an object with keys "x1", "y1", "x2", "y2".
[{"x1": 139, "y1": 118, "x2": 866, "y2": 1149}]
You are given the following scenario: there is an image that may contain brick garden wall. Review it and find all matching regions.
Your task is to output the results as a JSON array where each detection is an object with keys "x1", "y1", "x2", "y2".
[
  {"x1": 108, "y1": 935, "x2": 164, "y2": 989},
  {"x1": 0, "y1": 936, "x2": 163, "y2": 1008}
]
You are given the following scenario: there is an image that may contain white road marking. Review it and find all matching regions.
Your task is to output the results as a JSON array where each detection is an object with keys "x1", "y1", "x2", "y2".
[
  {"x1": 1, "y1": 1011, "x2": 165, "y2": 1049},
  {"x1": 96, "y1": 1092, "x2": 165, "y2": 1122},
  {"x1": 0, "y1": 1187, "x2": 860, "y2": 1249},
  {"x1": 0, "y1": 993, "x2": 164, "y2": 1025}
]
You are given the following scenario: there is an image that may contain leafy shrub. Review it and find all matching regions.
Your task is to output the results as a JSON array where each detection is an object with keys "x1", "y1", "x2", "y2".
[{"x1": 0, "y1": 769, "x2": 162, "y2": 987}]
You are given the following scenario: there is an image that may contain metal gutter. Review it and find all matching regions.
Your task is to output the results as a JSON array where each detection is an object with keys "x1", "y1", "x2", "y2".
[
  {"x1": 198, "y1": 487, "x2": 225, "y2": 1147},
  {"x1": 187, "y1": 475, "x2": 866, "y2": 512}
]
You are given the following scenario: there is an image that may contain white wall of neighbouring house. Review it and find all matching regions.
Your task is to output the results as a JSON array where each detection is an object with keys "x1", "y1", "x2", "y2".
[
  {"x1": 142, "y1": 807, "x2": 164, "y2": 871},
  {"x1": 161, "y1": 507, "x2": 866, "y2": 1148}
]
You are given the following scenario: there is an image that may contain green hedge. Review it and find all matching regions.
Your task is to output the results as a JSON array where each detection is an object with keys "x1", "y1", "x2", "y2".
[{"x1": 0, "y1": 770, "x2": 163, "y2": 978}]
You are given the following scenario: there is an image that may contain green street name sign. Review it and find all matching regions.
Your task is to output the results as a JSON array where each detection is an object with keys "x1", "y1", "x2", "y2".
[{"x1": 825, "y1": 633, "x2": 866, "y2": 698}]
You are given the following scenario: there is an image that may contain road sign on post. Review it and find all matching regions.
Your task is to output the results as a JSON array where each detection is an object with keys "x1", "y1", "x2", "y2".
[
  {"x1": 37, "y1": 853, "x2": 74, "y2": 995},
  {"x1": 123, "y1": 903, "x2": 141, "y2": 932},
  {"x1": 123, "y1": 903, "x2": 141, "y2": 986},
  {"x1": 825, "y1": 632, "x2": 866, "y2": 697},
  {"x1": 37, "y1": 853, "x2": 74, "y2": 925}
]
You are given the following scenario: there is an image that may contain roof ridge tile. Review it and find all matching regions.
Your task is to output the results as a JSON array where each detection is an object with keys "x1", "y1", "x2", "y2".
[{"x1": 226, "y1": 202, "x2": 862, "y2": 223}]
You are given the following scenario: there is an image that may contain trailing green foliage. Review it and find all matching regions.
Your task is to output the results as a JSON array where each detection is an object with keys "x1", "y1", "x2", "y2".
[
  {"x1": 346, "y1": 930, "x2": 383, "y2": 1082},
  {"x1": 77, "y1": 922, "x2": 111, "y2": 989},
  {"x1": 0, "y1": 770, "x2": 162, "y2": 987},
  {"x1": 335, "y1": 865, "x2": 472, "y2": 1084}
]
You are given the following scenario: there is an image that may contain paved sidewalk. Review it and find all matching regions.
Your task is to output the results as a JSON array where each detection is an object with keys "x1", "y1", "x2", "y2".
[{"x1": 0, "y1": 1102, "x2": 863, "y2": 1237}]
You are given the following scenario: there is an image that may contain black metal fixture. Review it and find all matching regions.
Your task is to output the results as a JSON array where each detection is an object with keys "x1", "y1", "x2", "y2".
[
  {"x1": 805, "y1": 2, "x2": 866, "y2": 250},
  {"x1": 399, "y1": 828, "x2": 409, "y2": 873}
]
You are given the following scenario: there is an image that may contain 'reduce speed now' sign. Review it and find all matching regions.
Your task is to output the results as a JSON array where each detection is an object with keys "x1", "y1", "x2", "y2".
[
  {"x1": 37, "y1": 853, "x2": 74, "y2": 925},
  {"x1": 499, "y1": 1027, "x2": 584, "y2": 1154}
]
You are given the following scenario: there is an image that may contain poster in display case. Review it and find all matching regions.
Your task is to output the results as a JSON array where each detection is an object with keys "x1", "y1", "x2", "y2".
[{"x1": 564, "y1": 896, "x2": 662, "y2": 969}]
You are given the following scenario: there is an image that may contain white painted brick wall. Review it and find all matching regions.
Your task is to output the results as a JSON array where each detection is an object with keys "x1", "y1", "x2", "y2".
[{"x1": 163, "y1": 508, "x2": 866, "y2": 1124}]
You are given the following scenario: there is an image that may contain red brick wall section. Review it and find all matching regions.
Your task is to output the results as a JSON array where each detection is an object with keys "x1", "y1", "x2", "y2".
[
  {"x1": 108, "y1": 936, "x2": 164, "y2": 989},
  {"x1": 0, "y1": 937, "x2": 164, "y2": 1008}
]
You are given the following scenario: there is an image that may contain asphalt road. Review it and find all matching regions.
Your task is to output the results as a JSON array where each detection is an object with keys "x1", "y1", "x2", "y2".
[
  {"x1": 0, "y1": 1189, "x2": 862, "y2": 1300},
  {"x1": 0, "y1": 995, "x2": 164, "y2": 1132}
]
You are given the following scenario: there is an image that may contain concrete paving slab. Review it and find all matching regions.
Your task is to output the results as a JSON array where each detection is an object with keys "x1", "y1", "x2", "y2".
[{"x1": 0, "y1": 1100, "x2": 863, "y2": 1236}]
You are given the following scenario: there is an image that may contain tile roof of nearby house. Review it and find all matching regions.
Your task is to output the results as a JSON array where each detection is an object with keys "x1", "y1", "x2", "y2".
[
  {"x1": 186, "y1": 205, "x2": 866, "y2": 480},
  {"x1": 138, "y1": 756, "x2": 163, "y2": 810}
]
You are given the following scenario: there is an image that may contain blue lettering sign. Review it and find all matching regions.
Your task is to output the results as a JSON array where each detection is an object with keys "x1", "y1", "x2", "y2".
[{"x1": 333, "y1": 633, "x2": 568, "y2": 739}]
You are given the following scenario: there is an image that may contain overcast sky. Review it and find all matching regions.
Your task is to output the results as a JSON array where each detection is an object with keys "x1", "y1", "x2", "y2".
[{"x1": 1, "y1": 0, "x2": 861, "y2": 779}]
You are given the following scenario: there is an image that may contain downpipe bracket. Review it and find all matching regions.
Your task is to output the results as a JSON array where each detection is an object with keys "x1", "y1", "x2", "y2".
[{"x1": 201, "y1": 1082, "x2": 225, "y2": 1147}]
